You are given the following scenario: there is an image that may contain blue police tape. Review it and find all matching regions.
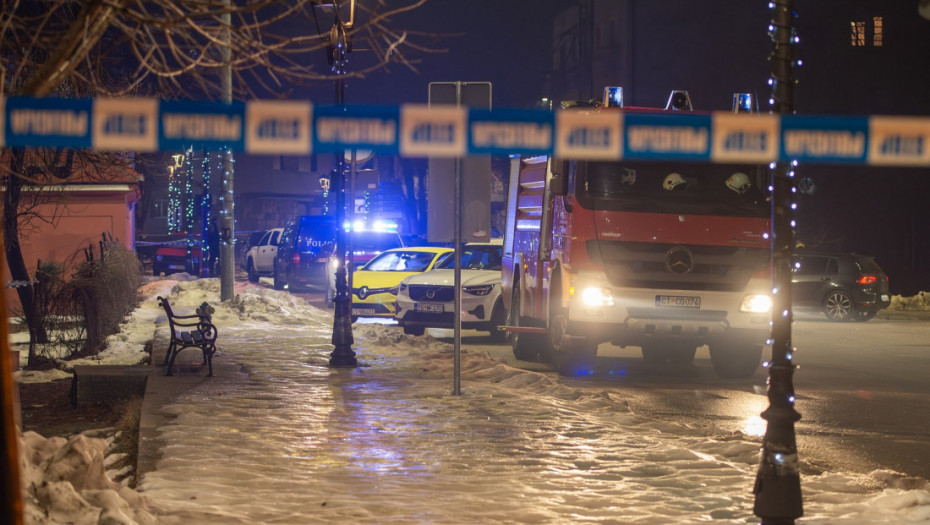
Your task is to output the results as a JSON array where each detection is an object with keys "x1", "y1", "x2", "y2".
[{"x1": 2, "y1": 95, "x2": 929, "y2": 166}]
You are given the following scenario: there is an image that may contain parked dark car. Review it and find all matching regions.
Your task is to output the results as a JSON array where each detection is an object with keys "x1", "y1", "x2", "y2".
[
  {"x1": 791, "y1": 252, "x2": 891, "y2": 321},
  {"x1": 153, "y1": 245, "x2": 202, "y2": 276},
  {"x1": 273, "y1": 216, "x2": 338, "y2": 293}
]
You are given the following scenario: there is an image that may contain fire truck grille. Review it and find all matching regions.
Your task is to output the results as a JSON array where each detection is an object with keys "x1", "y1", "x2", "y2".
[
  {"x1": 587, "y1": 241, "x2": 769, "y2": 292},
  {"x1": 407, "y1": 285, "x2": 455, "y2": 302}
]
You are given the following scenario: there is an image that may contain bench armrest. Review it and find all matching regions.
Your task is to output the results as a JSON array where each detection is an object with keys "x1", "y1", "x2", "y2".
[{"x1": 198, "y1": 322, "x2": 218, "y2": 342}]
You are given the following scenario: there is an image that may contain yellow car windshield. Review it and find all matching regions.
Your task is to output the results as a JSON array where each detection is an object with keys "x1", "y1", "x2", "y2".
[{"x1": 364, "y1": 250, "x2": 438, "y2": 272}]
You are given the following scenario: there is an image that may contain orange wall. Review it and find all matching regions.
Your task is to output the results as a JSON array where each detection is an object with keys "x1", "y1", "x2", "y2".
[{"x1": 3, "y1": 190, "x2": 137, "y2": 313}]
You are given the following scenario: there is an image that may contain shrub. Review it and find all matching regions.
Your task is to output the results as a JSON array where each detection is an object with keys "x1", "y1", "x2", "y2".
[
  {"x1": 30, "y1": 235, "x2": 143, "y2": 362},
  {"x1": 62, "y1": 238, "x2": 142, "y2": 357}
]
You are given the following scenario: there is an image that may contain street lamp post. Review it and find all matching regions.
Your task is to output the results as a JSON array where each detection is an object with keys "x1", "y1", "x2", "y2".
[
  {"x1": 753, "y1": 1, "x2": 803, "y2": 523},
  {"x1": 328, "y1": 8, "x2": 358, "y2": 368}
]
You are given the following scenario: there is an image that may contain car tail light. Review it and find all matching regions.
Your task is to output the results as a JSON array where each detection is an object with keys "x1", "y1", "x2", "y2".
[
  {"x1": 292, "y1": 253, "x2": 301, "y2": 265},
  {"x1": 857, "y1": 275, "x2": 878, "y2": 285}
]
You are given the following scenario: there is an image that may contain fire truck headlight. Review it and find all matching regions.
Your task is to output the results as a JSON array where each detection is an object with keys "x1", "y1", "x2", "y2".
[
  {"x1": 740, "y1": 294, "x2": 772, "y2": 313},
  {"x1": 581, "y1": 287, "x2": 614, "y2": 307}
]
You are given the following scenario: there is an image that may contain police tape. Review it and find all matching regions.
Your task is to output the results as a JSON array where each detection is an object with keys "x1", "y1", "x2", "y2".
[{"x1": 1, "y1": 96, "x2": 928, "y2": 166}]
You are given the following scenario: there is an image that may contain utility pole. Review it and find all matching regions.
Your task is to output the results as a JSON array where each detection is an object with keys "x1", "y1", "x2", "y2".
[
  {"x1": 219, "y1": 0, "x2": 235, "y2": 301},
  {"x1": 328, "y1": 2, "x2": 358, "y2": 368},
  {"x1": 753, "y1": 1, "x2": 803, "y2": 524}
]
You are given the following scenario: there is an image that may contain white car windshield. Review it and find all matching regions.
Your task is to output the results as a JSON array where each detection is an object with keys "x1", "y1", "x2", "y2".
[{"x1": 437, "y1": 245, "x2": 502, "y2": 270}]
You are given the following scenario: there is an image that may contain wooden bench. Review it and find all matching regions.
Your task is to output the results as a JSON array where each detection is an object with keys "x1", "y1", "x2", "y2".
[{"x1": 157, "y1": 297, "x2": 218, "y2": 376}]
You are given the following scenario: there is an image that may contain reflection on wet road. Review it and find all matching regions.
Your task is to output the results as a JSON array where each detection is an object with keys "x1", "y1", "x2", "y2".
[{"x1": 138, "y1": 292, "x2": 925, "y2": 524}]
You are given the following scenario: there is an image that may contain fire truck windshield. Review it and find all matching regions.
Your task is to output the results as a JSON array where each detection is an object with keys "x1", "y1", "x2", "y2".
[{"x1": 575, "y1": 161, "x2": 769, "y2": 217}]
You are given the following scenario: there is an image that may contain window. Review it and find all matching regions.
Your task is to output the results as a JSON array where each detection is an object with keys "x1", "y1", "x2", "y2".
[
  {"x1": 851, "y1": 21, "x2": 866, "y2": 46},
  {"x1": 366, "y1": 251, "x2": 437, "y2": 272},
  {"x1": 851, "y1": 17, "x2": 883, "y2": 47},
  {"x1": 794, "y1": 256, "x2": 828, "y2": 275}
]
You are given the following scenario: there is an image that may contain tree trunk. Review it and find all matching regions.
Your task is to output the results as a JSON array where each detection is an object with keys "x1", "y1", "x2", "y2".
[{"x1": 3, "y1": 149, "x2": 49, "y2": 367}]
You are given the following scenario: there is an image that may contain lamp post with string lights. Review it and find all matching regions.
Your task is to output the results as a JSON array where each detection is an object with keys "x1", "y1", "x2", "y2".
[
  {"x1": 753, "y1": 1, "x2": 803, "y2": 523},
  {"x1": 323, "y1": 0, "x2": 359, "y2": 368}
]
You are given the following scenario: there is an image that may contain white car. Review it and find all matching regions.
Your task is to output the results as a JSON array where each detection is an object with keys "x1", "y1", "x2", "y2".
[
  {"x1": 394, "y1": 239, "x2": 506, "y2": 340},
  {"x1": 245, "y1": 228, "x2": 283, "y2": 283}
]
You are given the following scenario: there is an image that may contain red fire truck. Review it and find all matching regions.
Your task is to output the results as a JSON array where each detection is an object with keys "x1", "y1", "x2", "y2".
[{"x1": 501, "y1": 91, "x2": 773, "y2": 378}]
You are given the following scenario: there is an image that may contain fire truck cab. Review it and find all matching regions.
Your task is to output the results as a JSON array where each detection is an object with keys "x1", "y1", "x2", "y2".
[{"x1": 501, "y1": 90, "x2": 773, "y2": 378}]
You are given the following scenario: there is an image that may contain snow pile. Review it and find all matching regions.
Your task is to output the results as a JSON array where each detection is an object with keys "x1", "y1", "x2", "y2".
[
  {"x1": 19, "y1": 431, "x2": 166, "y2": 524},
  {"x1": 890, "y1": 291, "x2": 930, "y2": 311}
]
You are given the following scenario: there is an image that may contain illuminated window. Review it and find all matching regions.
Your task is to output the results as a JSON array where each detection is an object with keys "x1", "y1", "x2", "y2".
[
  {"x1": 873, "y1": 16, "x2": 883, "y2": 46},
  {"x1": 850, "y1": 21, "x2": 866, "y2": 46}
]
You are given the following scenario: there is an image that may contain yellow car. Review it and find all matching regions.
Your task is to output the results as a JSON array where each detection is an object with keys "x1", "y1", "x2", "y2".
[{"x1": 350, "y1": 246, "x2": 453, "y2": 320}]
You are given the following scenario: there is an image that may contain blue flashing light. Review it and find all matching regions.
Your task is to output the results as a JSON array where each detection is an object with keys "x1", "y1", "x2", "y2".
[
  {"x1": 372, "y1": 220, "x2": 398, "y2": 232},
  {"x1": 347, "y1": 219, "x2": 398, "y2": 233},
  {"x1": 733, "y1": 93, "x2": 753, "y2": 113},
  {"x1": 603, "y1": 86, "x2": 623, "y2": 108}
]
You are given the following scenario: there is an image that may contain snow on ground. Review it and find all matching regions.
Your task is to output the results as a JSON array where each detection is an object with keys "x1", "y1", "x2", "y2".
[{"x1": 12, "y1": 276, "x2": 930, "y2": 524}]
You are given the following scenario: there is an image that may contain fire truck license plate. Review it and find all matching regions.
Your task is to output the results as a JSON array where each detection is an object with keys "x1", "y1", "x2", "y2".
[
  {"x1": 414, "y1": 303, "x2": 443, "y2": 313},
  {"x1": 656, "y1": 295, "x2": 701, "y2": 308}
]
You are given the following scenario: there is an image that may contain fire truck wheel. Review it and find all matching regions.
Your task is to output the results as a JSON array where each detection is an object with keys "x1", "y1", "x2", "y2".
[
  {"x1": 510, "y1": 285, "x2": 539, "y2": 361},
  {"x1": 709, "y1": 342, "x2": 763, "y2": 379}
]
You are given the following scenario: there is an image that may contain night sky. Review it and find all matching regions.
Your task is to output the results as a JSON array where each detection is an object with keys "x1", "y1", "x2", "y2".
[{"x1": 300, "y1": 0, "x2": 560, "y2": 108}]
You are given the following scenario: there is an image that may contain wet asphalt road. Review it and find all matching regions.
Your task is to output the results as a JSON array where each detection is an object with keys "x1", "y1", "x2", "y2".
[{"x1": 291, "y1": 285, "x2": 930, "y2": 482}]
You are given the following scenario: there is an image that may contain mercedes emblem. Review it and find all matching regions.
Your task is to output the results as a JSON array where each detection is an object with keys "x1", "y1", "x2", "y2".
[{"x1": 665, "y1": 247, "x2": 695, "y2": 274}]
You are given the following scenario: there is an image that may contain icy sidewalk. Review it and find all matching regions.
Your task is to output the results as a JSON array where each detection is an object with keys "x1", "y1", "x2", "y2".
[{"x1": 129, "y1": 280, "x2": 930, "y2": 525}]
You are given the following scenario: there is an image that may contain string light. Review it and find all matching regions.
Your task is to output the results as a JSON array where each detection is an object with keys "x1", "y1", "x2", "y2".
[
  {"x1": 217, "y1": 148, "x2": 236, "y2": 247},
  {"x1": 168, "y1": 148, "x2": 194, "y2": 234},
  {"x1": 755, "y1": 3, "x2": 804, "y2": 521}
]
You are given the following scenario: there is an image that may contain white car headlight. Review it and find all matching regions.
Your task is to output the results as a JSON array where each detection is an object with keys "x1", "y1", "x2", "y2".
[
  {"x1": 463, "y1": 284, "x2": 495, "y2": 296},
  {"x1": 581, "y1": 286, "x2": 614, "y2": 306},
  {"x1": 740, "y1": 294, "x2": 772, "y2": 313}
]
